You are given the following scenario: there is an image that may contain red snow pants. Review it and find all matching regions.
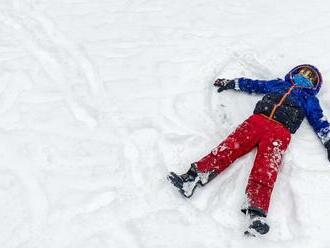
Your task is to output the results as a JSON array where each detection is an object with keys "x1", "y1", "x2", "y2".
[{"x1": 196, "y1": 114, "x2": 291, "y2": 215}]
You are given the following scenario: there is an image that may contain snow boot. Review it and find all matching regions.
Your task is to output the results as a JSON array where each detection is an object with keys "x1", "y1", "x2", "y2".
[
  {"x1": 167, "y1": 163, "x2": 217, "y2": 198},
  {"x1": 244, "y1": 211, "x2": 270, "y2": 237}
]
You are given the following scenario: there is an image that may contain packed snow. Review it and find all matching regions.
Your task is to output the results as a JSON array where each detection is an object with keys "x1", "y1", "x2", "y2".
[{"x1": 1, "y1": 0, "x2": 330, "y2": 247}]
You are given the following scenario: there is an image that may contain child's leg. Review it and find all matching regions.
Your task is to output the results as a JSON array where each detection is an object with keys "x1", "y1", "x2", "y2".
[
  {"x1": 245, "y1": 123, "x2": 291, "y2": 215},
  {"x1": 196, "y1": 114, "x2": 262, "y2": 174}
]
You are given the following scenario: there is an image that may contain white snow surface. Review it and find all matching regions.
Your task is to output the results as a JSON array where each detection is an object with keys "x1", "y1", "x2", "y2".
[{"x1": 1, "y1": 0, "x2": 330, "y2": 247}]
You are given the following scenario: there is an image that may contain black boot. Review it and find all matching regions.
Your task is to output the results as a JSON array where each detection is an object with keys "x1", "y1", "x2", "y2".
[
  {"x1": 167, "y1": 164, "x2": 217, "y2": 198},
  {"x1": 244, "y1": 209, "x2": 270, "y2": 237}
]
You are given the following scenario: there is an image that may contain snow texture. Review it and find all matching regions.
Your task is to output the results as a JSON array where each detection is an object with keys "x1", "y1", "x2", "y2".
[{"x1": 1, "y1": 0, "x2": 330, "y2": 247}]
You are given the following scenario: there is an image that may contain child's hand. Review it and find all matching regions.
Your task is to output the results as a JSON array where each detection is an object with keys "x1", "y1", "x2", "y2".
[
  {"x1": 214, "y1": 79, "x2": 235, "y2": 93},
  {"x1": 325, "y1": 141, "x2": 330, "y2": 162}
]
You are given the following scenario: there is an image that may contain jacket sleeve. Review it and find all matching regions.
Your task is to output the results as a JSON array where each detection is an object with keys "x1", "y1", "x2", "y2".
[
  {"x1": 235, "y1": 77, "x2": 286, "y2": 94},
  {"x1": 305, "y1": 96, "x2": 330, "y2": 145}
]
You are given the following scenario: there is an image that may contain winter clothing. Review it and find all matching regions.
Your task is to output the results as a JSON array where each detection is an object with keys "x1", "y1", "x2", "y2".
[
  {"x1": 236, "y1": 64, "x2": 330, "y2": 145},
  {"x1": 292, "y1": 74, "x2": 314, "y2": 87},
  {"x1": 168, "y1": 64, "x2": 329, "y2": 235},
  {"x1": 196, "y1": 114, "x2": 291, "y2": 214},
  {"x1": 244, "y1": 214, "x2": 270, "y2": 236},
  {"x1": 325, "y1": 141, "x2": 330, "y2": 161},
  {"x1": 167, "y1": 164, "x2": 217, "y2": 198},
  {"x1": 214, "y1": 78, "x2": 236, "y2": 92},
  {"x1": 297, "y1": 66, "x2": 319, "y2": 84},
  {"x1": 201, "y1": 65, "x2": 329, "y2": 214},
  {"x1": 253, "y1": 92, "x2": 304, "y2": 133}
]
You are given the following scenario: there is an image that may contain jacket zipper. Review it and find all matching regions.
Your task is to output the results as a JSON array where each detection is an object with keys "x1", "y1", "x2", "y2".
[{"x1": 269, "y1": 86, "x2": 294, "y2": 119}]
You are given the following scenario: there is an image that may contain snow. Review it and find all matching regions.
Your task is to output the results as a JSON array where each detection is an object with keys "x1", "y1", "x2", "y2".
[{"x1": 1, "y1": 0, "x2": 330, "y2": 247}]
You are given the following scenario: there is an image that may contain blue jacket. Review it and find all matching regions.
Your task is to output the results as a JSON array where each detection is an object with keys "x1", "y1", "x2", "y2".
[{"x1": 236, "y1": 64, "x2": 330, "y2": 145}]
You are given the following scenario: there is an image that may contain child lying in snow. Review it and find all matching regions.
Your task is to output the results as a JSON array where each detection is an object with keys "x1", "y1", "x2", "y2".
[{"x1": 168, "y1": 64, "x2": 330, "y2": 236}]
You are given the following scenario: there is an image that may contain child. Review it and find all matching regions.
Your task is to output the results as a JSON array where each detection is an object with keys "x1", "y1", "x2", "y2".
[{"x1": 168, "y1": 64, "x2": 330, "y2": 236}]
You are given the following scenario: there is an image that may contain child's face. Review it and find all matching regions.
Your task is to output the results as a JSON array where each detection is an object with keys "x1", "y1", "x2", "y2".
[{"x1": 298, "y1": 68, "x2": 317, "y2": 84}]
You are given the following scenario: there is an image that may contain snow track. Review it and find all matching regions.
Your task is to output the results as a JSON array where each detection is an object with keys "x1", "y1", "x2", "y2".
[{"x1": 1, "y1": 0, "x2": 330, "y2": 247}]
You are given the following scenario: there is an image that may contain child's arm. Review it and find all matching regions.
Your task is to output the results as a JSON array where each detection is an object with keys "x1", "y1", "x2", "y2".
[
  {"x1": 214, "y1": 77, "x2": 287, "y2": 94},
  {"x1": 236, "y1": 77, "x2": 287, "y2": 94},
  {"x1": 305, "y1": 96, "x2": 330, "y2": 160}
]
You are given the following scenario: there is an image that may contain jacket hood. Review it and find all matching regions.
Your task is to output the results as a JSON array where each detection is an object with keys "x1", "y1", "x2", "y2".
[{"x1": 284, "y1": 64, "x2": 323, "y2": 95}]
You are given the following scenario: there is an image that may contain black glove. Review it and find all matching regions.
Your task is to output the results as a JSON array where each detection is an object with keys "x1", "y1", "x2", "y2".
[
  {"x1": 214, "y1": 78, "x2": 235, "y2": 93},
  {"x1": 325, "y1": 141, "x2": 330, "y2": 162}
]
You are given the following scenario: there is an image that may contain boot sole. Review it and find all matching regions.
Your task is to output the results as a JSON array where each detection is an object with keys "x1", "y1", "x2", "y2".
[{"x1": 244, "y1": 221, "x2": 270, "y2": 237}]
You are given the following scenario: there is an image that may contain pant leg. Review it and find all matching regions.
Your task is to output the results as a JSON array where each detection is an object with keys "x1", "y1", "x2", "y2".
[
  {"x1": 245, "y1": 121, "x2": 291, "y2": 215},
  {"x1": 196, "y1": 114, "x2": 263, "y2": 173}
]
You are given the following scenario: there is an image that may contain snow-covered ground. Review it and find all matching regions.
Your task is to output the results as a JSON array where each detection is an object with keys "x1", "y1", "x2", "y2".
[{"x1": 1, "y1": 0, "x2": 330, "y2": 247}]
